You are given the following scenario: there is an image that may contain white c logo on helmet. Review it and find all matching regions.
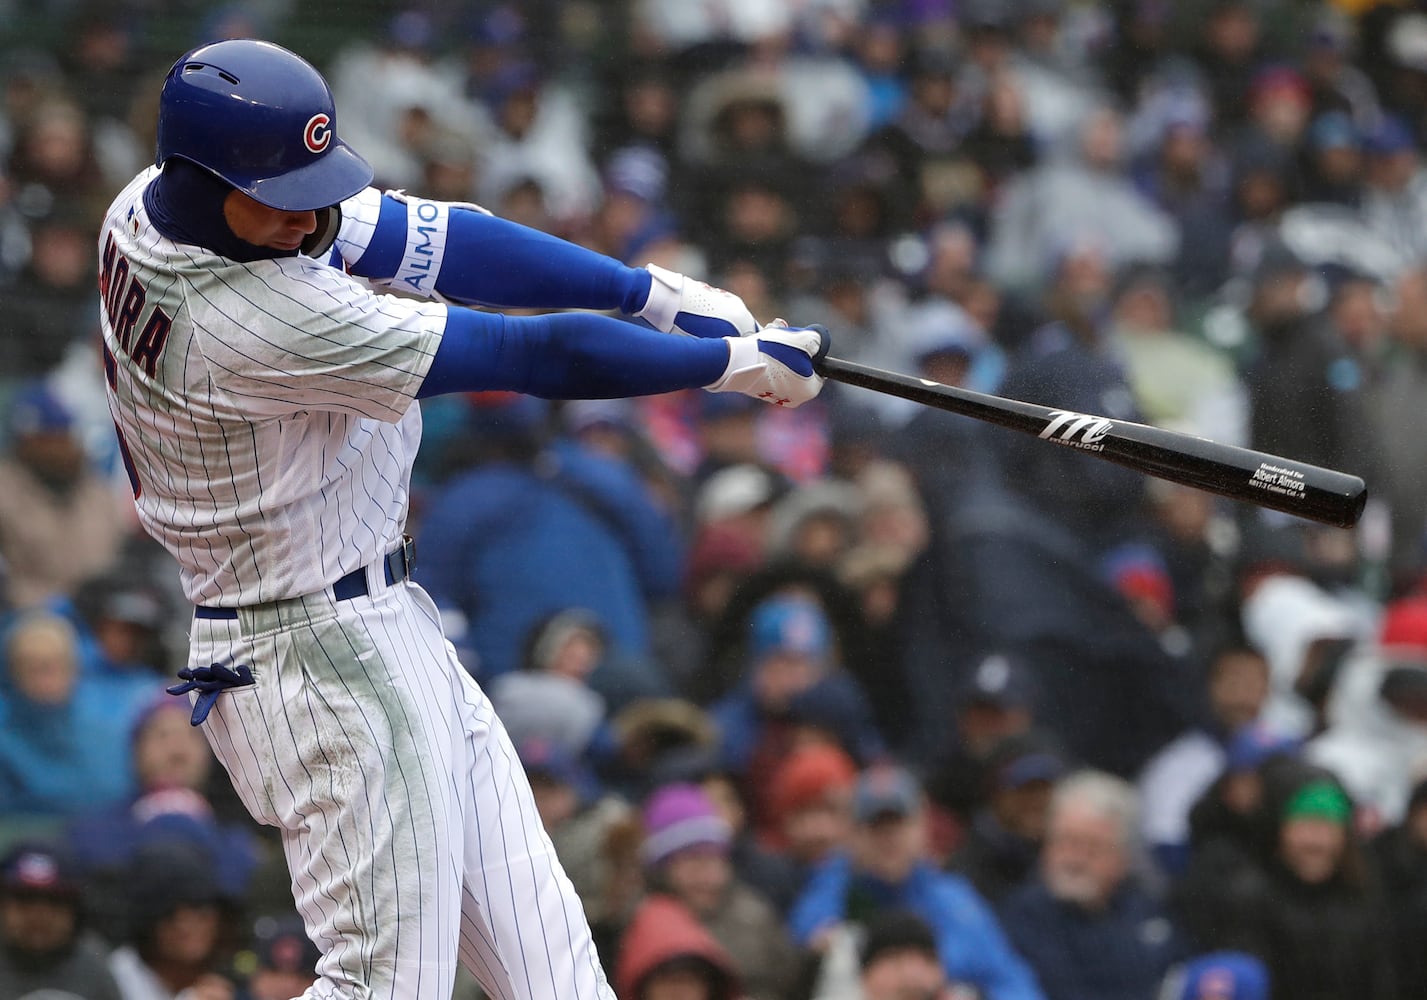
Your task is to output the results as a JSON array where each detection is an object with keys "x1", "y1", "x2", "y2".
[{"x1": 303, "y1": 113, "x2": 332, "y2": 154}]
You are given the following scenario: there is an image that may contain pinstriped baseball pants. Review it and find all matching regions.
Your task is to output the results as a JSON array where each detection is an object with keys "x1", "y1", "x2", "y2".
[{"x1": 187, "y1": 575, "x2": 614, "y2": 1000}]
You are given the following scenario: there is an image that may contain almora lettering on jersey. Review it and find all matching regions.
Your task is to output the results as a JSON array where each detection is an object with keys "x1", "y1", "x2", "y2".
[
  {"x1": 100, "y1": 230, "x2": 172, "y2": 378},
  {"x1": 401, "y1": 200, "x2": 441, "y2": 293}
]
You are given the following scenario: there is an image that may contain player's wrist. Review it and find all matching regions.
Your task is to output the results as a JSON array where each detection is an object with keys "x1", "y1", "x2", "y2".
[
  {"x1": 704, "y1": 335, "x2": 758, "y2": 391},
  {"x1": 634, "y1": 263, "x2": 759, "y2": 339},
  {"x1": 633, "y1": 263, "x2": 682, "y2": 332},
  {"x1": 704, "y1": 328, "x2": 826, "y2": 408}
]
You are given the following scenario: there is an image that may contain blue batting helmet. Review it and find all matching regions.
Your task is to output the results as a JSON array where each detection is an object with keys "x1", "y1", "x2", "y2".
[{"x1": 155, "y1": 39, "x2": 372, "y2": 212}]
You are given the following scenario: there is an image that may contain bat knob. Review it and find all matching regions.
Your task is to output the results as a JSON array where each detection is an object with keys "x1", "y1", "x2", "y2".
[{"x1": 805, "y1": 323, "x2": 832, "y2": 365}]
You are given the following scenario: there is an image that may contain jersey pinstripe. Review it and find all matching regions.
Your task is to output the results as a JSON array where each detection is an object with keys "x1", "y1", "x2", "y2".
[{"x1": 99, "y1": 168, "x2": 445, "y2": 606}]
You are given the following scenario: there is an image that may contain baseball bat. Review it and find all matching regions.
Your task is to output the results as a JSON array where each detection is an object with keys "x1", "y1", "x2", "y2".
[{"x1": 816, "y1": 355, "x2": 1368, "y2": 528}]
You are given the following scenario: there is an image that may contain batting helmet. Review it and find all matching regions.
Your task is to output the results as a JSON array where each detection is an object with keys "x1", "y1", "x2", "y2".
[{"x1": 156, "y1": 39, "x2": 372, "y2": 212}]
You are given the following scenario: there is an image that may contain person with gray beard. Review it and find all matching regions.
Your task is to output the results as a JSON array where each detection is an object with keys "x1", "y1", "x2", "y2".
[{"x1": 1000, "y1": 771, "x2": 1189, "y2": 1000}]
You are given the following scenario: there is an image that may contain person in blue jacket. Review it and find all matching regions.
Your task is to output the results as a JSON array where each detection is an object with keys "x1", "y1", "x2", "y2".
[
  {"x1": 789, "y1": 765, "x2": 1047, "y2": 1000},
  {"x1": 418, "y1": 393, "x2": 684, "y2": 701},
  {"x1": 0, "y1": 611, "x2": 156, "y2": 818}
]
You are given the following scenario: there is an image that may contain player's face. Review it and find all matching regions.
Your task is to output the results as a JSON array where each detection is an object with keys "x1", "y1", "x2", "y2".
[{"x1": 223, "y1": 191, "x2": 318, "y2": 251}]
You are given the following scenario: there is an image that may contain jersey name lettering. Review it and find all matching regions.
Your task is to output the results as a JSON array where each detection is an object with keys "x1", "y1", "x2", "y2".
[{"x1": 101, "y1": 230, "x2": 173, "y2": 378}]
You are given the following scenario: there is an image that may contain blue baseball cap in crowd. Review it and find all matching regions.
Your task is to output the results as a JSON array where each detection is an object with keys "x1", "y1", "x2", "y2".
[
  {"x1": 1365, "y1": 115, "x2": 1416, "y2": 157},
  {"x1": 252, "y1": 914, "x2": 322, "y2": 976},
  {"x1": 9, "y1": 381, "x2": 73, "y2": 435},
  {"x1": 955, "y1": 652, "x2": 1037, "y2": 711},
  {"x1": 748, "y1": 595, "x2": 831, "y2": 662},
  {"x1": 1224, "y1": 724, "x2": 1300, "y2": 774},
  {"x1": 852, "y1": 766, "x2": 922, "y2": 822},
  {"x1": 1170, "y1": 951, "x2": 1269, "y2": 1000},
  {"x1": 1307, "y1": 111, "x2": 1360, "y2": 151},
  {"x1": 0, "y1": 842, "x2": 79, "y2": 898}
]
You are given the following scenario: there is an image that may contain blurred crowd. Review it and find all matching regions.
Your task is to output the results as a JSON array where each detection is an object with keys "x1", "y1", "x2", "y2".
[{"x1": 5, "y1": 1, "x2": 1427, "y2": 999}]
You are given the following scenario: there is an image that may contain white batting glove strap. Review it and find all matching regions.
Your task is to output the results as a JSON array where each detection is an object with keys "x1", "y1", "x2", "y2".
[
  {"x1": 705, "y1": 328, "x2": 825, "y2": 408},
  {"x1": 636, "y1": 263, "x2": 759, "y2": 338}
]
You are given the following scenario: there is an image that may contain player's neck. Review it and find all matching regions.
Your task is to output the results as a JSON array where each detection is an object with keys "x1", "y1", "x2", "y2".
[{"x1": 144, "y1": 159, "x2": 300, "y2": 264}]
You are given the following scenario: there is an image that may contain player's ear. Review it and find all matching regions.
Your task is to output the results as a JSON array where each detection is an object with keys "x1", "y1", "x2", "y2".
[{"x1": 301, "y1": 205, "x2": 342, "y2": 258}]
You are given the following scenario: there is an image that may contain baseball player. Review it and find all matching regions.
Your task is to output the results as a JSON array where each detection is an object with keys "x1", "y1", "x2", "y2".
[{"x1": 99, "y1": 39, "x2": 826, "y2": 1000}]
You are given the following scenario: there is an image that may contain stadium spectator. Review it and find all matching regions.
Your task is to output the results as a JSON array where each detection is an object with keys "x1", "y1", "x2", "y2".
[
  {"x1": 0, "y1": 382, "x2": 126, "y2": 610},
  {"x1": 950, "y1": 732, "x2": 1068, "y2": 903},
  {"x1": 237, "y1": 914, "x2": 320, "y2": 1000},
  {"x1": 107, "y1": 840, "x2": 238, "y2": 1000},
  {"x1": 0, "y1": 611, "x2": 148, "y2": 818},
  {"x1": 639, "y1": 782, "x2": 799, "y2": 1000},
  {"x1": 1159, "y1": 951, "x2": 1269, "y2": 1000},
  {"x1": 490, "y1": 608, "x2": 611, "y2": 756},
  {"x1": 4, "y1": 4, "x2": 1427, "y2": 997},
  {"x1": 615, "y1": 893, "x2": 741, "y2": 1000},
  {"x1": 1138, "y1": 647, "x2": 1272, "y2": 875},
  {"x1": 1001, "y1": 771, "x2": 1189, "y2": 1000},
  {"x1": 0, "y1": 840, "x2": 121, "y2": 1000},
  {"x1": 789, "y1": 765, "x2": 1045, "y2": 1000},
  {"x1": 710, "y1": 592, "x2": 882, "y2": 791},
  {"x1": 1369, "y1": 776, "x2": 1427, "y2": 1000},
  {"x1": 809, "y1": 910, "x2": 962, "y2": 1000}
]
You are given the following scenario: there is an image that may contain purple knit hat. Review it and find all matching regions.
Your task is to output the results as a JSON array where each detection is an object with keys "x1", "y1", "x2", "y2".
[{"x1": 640, "y1": 783, "x2": 731, "y2": 869}]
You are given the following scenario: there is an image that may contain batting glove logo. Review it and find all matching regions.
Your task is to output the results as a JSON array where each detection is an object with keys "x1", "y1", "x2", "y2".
[{"x1": 303, "y1": 113, "x2": 332, "y2": 154}]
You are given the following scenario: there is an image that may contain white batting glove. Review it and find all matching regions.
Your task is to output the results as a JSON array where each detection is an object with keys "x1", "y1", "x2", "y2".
[
  {"x1": 705, "y1": 325, "x2": 828, "y2": 408},
  {"x1": 635, "y1": 263, "x2": 759, "y2": 338}
]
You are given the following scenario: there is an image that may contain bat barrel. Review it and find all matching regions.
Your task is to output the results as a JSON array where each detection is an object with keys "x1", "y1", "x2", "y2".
[{"x1": 816, "y1": 356, "x2": 1368, "y2": 529}]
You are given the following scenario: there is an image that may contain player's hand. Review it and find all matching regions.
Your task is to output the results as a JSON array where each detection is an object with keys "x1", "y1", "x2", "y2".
[
  {"x1": 704, "y1": 324, "x2": 829, "y2": 408},
  {"x1": 635, "y1": 263, "x2": 758, "y2": 339}
]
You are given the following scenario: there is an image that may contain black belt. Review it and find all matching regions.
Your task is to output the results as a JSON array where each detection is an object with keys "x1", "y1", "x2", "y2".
[{"x1": 195, "y1": 537, "x2": 415, "y2": 621}]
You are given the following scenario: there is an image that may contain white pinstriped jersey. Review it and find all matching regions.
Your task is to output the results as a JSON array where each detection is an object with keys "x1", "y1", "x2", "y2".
[{"x1": 99, "y1": 167, "x2": 445, "y2": 606}]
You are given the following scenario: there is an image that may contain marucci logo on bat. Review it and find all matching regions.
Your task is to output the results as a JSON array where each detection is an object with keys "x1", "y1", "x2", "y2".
[{"x1": 1039, "y1": 410, "x2": 1114, "y2": 451}]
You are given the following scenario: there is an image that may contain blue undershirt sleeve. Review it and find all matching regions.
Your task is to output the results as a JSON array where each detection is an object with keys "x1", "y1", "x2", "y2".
[
  {"x1": 353, "y1": 195, "x2": 653, "y2": 312},
  {"x1": 417, "y1": 309, "x2": 729, "y2": 400}
]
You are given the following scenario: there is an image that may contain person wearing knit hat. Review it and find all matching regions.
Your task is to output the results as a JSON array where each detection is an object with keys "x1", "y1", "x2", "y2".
[
  {"x1": 767, "y1": 744, "x2": 858, "y2": 867},
  {"x1": 1212, "y1": 767, "x2": 1398, "y2": 999},
  {"x1": 710, "y1": 592, "x2": 884, "y2": 804},
  {"x1": 641, "y1": 783, "x2": 800, "y2": 1000},
  {"x1": 1277, "y1": 777, "x2": 1355, "y2": 885},
  {"x1": 642, "y1": 783, "x2": 734, "y2": 875}
]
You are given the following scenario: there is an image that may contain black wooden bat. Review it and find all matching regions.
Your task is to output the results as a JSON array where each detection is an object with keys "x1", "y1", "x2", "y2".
[{"x1": 816, "y1": 355, "x2": 1367, "y2": 528}]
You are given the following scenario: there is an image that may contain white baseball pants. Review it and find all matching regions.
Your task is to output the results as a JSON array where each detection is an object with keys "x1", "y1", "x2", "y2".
[{"x1": 188, "y1": 575, "x2": 614, "y2": 1000}]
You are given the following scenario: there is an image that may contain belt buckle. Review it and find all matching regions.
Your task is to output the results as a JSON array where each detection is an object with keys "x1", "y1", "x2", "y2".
[{"x1": 398, "y1": 534, "x2": 416, "y2": 579}]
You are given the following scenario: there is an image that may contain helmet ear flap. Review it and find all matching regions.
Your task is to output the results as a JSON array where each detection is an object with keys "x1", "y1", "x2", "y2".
[{"x1": 300, "y1": 204, "x2": 342, "y2": 258}]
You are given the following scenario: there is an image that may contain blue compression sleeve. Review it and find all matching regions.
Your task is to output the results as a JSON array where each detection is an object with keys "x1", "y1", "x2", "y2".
[
  {"x1": 417, "y1": 309, "x2": 729, "y2": 399},
  {"x1": 353, "y1": 195, "x2": 653, "y2": 312}
]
